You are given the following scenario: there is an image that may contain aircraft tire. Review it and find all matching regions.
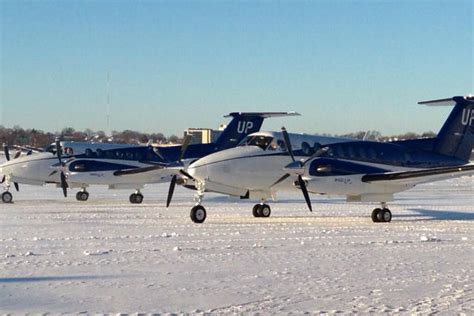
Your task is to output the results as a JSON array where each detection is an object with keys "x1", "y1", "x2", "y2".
[
  {"x1": 2, "y1": 191, "x2": 13, "y2": 203},
  {"x1": 129, "y1": 193, "x2": 136, "y2": 204},
  {"x1": 261, "y1": 204, "x2": 271, "y2": 217},
  {"x1": 190, "y1": 205, "x2": 206, "y2": 223},
  {"x1": 76, "y1": 191, "x2": 89, "y2": 201},
  {"x1": 252, "y1": 204, "x2": 261, "y2": 217},
  {"x1": 134, "y1": 193, "x2": 143, "y2": 204},
  {"x1": 381, "y1": 208, "x2": 392, "y2": 223},
  {"x1": 371, "y1": 208, "x2": 381, "y2": 223}
]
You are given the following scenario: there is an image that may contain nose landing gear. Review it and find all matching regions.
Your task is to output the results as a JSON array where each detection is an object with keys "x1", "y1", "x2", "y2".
[{"x1": 190, "y1": 181, "x2": 207, "y2": 223}]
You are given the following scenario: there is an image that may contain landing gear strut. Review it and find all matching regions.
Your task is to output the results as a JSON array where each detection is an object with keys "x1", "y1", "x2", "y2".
[
  {"x1": 129, "y1": 190, "x2": 144, "y2": 204},
  {"x1": 76, "y1": 189, "x2": 89, "y2": 201},
  {"x1": 371, "y1": 202, "x2": 392, "y2": 223},
  {"x1": 252, "y1": 202, "x2": 271, "y2": 218},
  {"x1": 190, "y1": 181, "x2": 207, "y2": 223},
  {"x1": 2, "y1": 191, "x2": 13, "y2": 203}
]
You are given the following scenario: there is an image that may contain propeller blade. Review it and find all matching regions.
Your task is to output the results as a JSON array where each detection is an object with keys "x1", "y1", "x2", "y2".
[
  {"x1": 14, "y1": 182, "x2": 19, "y2": 192},
  {"x1": 3, "y1": 144, "x2": 10, "y2": 161},
  {"x1": 55, "y1": 138, "x2": 62, "y2": 165},
  {"x1": 271, "y1": 173, "x2": 291, "y2": 187},
  {"x1": 13, "y1": 151, "x2": 21, "y2": 159},
  {"x1": 179, "y1": 169, "x2": 194, "y2": 180},
  {"x1": 179, "y1": 135, "x2": 192, "y2": 162},
  {"x1": 166, "y1": 174, "x2": 177, "y2": 208},
  {"x1": 281, "y1": 127, "x2": 295, "y2": 162},
  {"x1": 60, "y1": 172, "x2": 68, "y2": 197},
  {"x1": 48, "y1": 170, "x2": 58, "y2": 177},
  {"x1": 298, "y1": 175, "x2": 312, "y2": 212},
  {"x1": 113, "y1": 164, "x2": 165, "y2": 176},
  {"x1": 1, "y1": 175, "x2": 5, "y2": 184}
]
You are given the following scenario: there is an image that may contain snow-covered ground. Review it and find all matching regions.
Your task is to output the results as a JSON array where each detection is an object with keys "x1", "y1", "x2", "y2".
[{"x1": 1, "y1": 176, "x2": 473, "y2": 314}]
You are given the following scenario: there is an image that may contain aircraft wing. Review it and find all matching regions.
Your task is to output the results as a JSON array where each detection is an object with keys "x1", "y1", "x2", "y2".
[
  {"x1": 361, "y1": 164, "x2": 474, "y2": 185},
  {"x1": 113, "y1": 164, "x2": 166, "y2": 176}
]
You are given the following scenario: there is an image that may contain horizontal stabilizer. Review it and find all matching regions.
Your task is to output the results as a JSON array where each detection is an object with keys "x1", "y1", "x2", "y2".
[
  {"x1": 418, "y1": 95, "x2": 474, "y2": 106},
  {"x1": 224, "y1": 112, "x2": 300, "y2": 118}
]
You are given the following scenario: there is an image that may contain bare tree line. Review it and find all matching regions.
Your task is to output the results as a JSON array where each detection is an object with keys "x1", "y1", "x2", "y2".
[
  {"x1": 0, "y1": 126, "x2": 182, "y2": 149},
  {"x1": 0, "y1": 125, "x2": 437, "y2": 149}
]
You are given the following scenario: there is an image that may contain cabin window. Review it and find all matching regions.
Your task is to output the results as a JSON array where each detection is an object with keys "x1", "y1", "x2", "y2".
[
  {"x1": 126, "y1": 151, "x2": 134, "y2": 160},
  {"x1": 302, "y1": 142, "x2": 313, "y2": 155},
  {"x1": 367, "y1": 147, "x2": 377, "y2": 160},
  {"x1": 347, "y1": 146, "x2": 355, "y2": 158},
  {"x1": 335, "y1": 145, "x2": 345, "y2": 158},
  {"x1": 85, "y1": 148, "x2": 93, "y2": 157},
  {"x1": 358, "y1": 147, "x2": 367, "y2": 159},
  {"x1": 313, "y1": 142, "x2": 322, "y2": 152},
  {"x1": 96, "y1": 149, "x2": 104, "y2": 158}
]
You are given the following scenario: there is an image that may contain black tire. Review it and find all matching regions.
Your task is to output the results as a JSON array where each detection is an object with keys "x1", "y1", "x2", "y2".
[
  {"x1": 190, "y1": 205, "x2": 207, "y2": 223},
  {"x1": 76, "y1": 191, "x2": 89, "y2": 201},
  {"x1": 377, "y1": 208, "x2": 385, "y2": 223},
  {"x1": 381, "y1": 208, "x2": 392, "y2": 223},
  {"x1": 134, "y1": 193, "x2": 143, "y2": 204},
  {"x1": 252, "y1": 204, "x2": 261, "y2": 217},
  {"x1": 261, "y1": 204, "x2": 271, "y2": 217},
  {"x1": 129, "y1": 193, "x2": 137, "y2": 204},
  {"x1": 2, "y1": 191, "x2": 13, "y2": 203},
  {"x1": 372, "y1": 208, "x2": 381, "y2": 223}
]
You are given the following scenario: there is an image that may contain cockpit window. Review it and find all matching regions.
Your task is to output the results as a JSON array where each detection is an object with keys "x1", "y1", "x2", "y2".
[
  {"x1": 239, "y1": 135, "x2": 274, "y2": 150},
  {"x1": 314, "y1": 146, "x2": 333, "y2": 157}
]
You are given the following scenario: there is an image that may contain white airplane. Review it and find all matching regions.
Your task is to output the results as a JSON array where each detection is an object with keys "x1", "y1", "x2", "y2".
[
  {"x1": 172, "y1": 96, "x2": 474, "y2": 223},
  {"x1": 0, "y1": 112, "x2": 298, "y2": 203}
]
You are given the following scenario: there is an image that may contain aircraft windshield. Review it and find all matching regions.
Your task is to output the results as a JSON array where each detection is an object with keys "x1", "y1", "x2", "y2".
[{"x1": 239, "y1": 135, "x2": 274, "y2": 150}]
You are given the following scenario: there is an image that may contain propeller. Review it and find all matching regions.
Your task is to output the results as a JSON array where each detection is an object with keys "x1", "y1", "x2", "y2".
[
  {"x1": 3, "y1": 143, "x2": 10, "y2": 161},
  {"x1": 165, "y1": 135, "x2": 193, "y2": 208},
  {"x1": 276, "y1": 127, "x2": 313, "y2": 212},
  {"x1": 2, "y1": 143, "x2": 20, "y2": 191},
  {"x1": 55, "y1": 137, "x2": 69, "y2": 197}
]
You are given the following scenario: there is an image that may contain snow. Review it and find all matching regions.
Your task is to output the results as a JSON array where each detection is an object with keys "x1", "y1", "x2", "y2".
[{"x1": 0, "y1": 175, "x2": 473, "y2": 314}]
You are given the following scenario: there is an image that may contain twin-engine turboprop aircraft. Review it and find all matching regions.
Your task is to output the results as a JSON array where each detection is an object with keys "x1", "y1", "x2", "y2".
[
  {"x1": 178, "y1": 96, "x2": 474, "y2": 223},
  {"x1": 0, "y1": 112, "x2": 298, "y2": 203}
]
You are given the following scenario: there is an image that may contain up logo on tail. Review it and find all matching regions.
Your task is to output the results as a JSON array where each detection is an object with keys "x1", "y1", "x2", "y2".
[
  {"x1": 461, "y1": 108, "x2": 474, "y2": 126},
  {"x1": 237, "y1": 121, "x2": 255, "y2": 134}
]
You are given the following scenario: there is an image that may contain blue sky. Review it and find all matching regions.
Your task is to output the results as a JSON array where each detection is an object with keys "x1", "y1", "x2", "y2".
[{"x1": 1, "y1": 0, "x2": 472, "y2": 136}]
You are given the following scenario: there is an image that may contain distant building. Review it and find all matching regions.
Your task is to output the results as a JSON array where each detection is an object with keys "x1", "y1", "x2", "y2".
[{"x1": 184, "y1": 124, "x2": 226, "y2": 144}]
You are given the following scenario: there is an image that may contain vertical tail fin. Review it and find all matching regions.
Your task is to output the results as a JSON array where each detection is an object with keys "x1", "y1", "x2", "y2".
[
  {"x1": 419, "y1": 96, "x2": 474, "y2": 161},
  {"x1": 214, "y1": 112, "x2": 300, "y2": 150}
]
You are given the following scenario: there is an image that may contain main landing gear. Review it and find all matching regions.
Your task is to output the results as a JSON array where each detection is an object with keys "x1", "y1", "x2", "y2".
[
  {"x1": 76, "y1": 189, "x2": 89, "y2": 201},
  {"x1": 371, "y1": 202, "x2": 392, "y2": 223},
  {"x1": 2, "y1": 191, "x2": 13, "y2": 203},
  {"x1": 129, "y1": 190, "x2": 144, "y2": 204},
  {"x1": 252, "y1": 202, "x2": 271, "y2": 218}
]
